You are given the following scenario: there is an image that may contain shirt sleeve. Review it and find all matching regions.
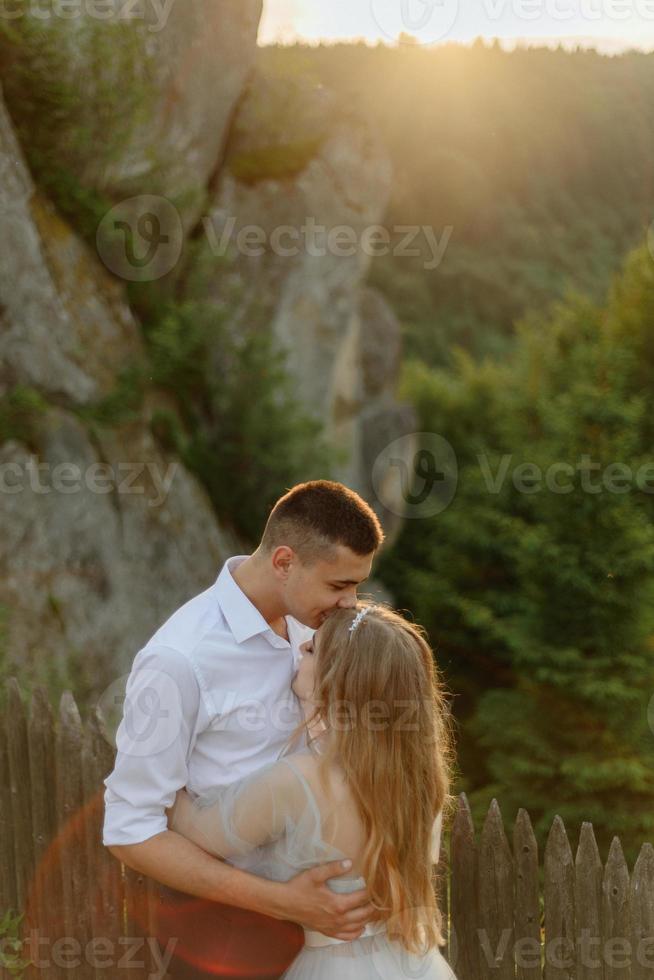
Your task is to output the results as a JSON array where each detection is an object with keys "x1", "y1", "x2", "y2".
[
  {"x1": 168, "y1": 759, "x2": 306, "y2": 860},
  {"x1": 431, "y1": 809, "x2": 444, "y2": 864},
  {"x1": 102, "y1": 645, "x2": 207, "y2": 847}
]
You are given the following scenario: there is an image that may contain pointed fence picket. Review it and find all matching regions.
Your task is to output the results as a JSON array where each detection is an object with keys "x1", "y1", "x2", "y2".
[{"x1": 0, "y1": 678, "x2": 652, "y2": 979}]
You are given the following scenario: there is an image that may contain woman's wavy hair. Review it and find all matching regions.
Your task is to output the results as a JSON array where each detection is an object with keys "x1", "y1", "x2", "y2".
[{"x1": 286, "y1": 601, "x2": 457, "y2": 955}]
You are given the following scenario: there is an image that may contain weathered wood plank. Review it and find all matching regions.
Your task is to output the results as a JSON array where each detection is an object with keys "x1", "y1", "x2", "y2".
[
  {"x1": 0, "y1": 695, "x2": 17, "y2": 909},
  {"x1": 450, "y1": 792, "x2": 480, "y2": 980},
  {"x1": 55, "y1": 691, "x2": 91, "y2": 980},
  {"x1": 602, "y1": 836, "x2": 630, "y2": 980},
  {"x1": 629, "y1": 842, "x2": 654, "y2": 980},
  {"x1": 478, "y1": 798, "x2": 515, "y2": 980},
  {"x1": 575, "y1": 822, "x2": 603, "y2": 980},
  {"x1": 433, "y1": 806, "x2": 450, "y2": 963},
  {"x1": 123, "y1": 867, "x2": 160, "y2": 980},
  {"x1": 81, "y1": 729, "x2": 102, "y2": 980},
  {"x1": 5, "y1": 679, "x2": 33, "y2": 915},
  {"x1": 0, "y1": 699, "x2": 18, "y2": 980},
  {"x1": 83, "y1": 708, "x2": 125, "y2": 980},
  {"x1": 544, "y1": 815, "x2": 575, "y2": 980},
  {"x1": 27, "y1": 686, "x2": 58, "y2": 980},
  {"x1": 514, "y1": 807, "x2": 542, "y2": 980}
]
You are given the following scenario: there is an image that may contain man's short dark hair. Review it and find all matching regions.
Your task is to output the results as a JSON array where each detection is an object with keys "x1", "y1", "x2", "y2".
[{"x1": 259, "y1": 480, "x2": 385, "y2": 562}]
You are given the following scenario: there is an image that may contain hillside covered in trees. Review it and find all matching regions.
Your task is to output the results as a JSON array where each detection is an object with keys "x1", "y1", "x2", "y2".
[{"x1": 260, "y1": 41, "x2": 654, "y2": 365}]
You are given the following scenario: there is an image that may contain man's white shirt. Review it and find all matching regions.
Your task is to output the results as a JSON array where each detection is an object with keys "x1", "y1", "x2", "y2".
[{"x1": 103, "y1": 555, "x2": 315, "y2": 847}]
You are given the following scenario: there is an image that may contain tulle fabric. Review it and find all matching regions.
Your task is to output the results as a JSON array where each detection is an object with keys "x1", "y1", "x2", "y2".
[
  {"x1": 282, "y1": 933, "x2": 458, "y2": 980},
  {"x1": 190, "y1": 747, "x2": 457, "y2": 980}
]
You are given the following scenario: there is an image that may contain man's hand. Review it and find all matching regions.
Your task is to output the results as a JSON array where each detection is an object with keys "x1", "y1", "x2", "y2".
[{"x1": 276, "y1": 860, "x2": 380, "y2": 941}]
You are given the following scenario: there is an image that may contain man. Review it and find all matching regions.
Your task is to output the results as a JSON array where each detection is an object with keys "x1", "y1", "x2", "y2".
[{"x1": 103, "y1": 480, "x2": 385, "y2": 979}]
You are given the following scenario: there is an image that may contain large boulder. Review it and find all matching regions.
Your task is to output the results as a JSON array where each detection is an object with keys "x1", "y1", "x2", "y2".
[
  {"x1": 184, "y1": 98, "x2": 417, "y2": 541},
  {"x1": 0, "y1": 0, "x2": 262, "y2": 234},
  {"x1": 0, "y1": 82, "x2": 234, "y2": 688},
  {"x1": 0, "y1": 91, "x2": 142, "y2": 403},
  {"x1": 0, "y1": 408, "x2": 233, "y2": 688}
]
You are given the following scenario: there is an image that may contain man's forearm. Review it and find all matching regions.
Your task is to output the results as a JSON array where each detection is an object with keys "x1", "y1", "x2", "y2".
[{"x1": 107, "y1": 830, "x2": 286, "y2": 919}]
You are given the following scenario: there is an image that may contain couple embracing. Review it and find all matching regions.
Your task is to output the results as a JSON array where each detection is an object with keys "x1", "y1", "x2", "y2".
[{"x1": 103, "y1": 480, "x2": 458, "y2": 980}]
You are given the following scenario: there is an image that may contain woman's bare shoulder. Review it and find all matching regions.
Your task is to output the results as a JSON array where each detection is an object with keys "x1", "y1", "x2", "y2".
[
  {"x1": 282, "y1": 749, "x2": 350, "y2": 800},
  {"x1": 279, "y1": 748, "x2": 322, "y2": 778}
]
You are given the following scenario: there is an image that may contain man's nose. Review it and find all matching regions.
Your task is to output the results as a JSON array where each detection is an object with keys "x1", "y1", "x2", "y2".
[{"x1": 337, "y1": 592, "x2": 357, "y2": 609}]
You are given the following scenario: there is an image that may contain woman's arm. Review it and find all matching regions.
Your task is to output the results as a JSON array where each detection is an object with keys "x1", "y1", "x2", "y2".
[
  {"x1": 162, "y1": 762, "x2": 378, "y2": 941},
  {"x1": 164, "y1": 760, "x2": 304, "y2": 860},
  {"x1": 166, "y1": 790, "x2": 223, "y2": 857}
]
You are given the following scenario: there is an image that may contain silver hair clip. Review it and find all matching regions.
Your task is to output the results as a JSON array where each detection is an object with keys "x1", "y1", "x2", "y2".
[{"x1": 348, "y1": 605, "x2": 373, "y2": 637}]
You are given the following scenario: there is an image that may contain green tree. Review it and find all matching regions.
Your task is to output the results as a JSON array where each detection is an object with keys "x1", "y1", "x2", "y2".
[
  {"x1": 143, "y1": 297, "x2": 336, "y2": 544},
  {"x1": 379, "y1": 243, "x2": 654, "y2": 863}
]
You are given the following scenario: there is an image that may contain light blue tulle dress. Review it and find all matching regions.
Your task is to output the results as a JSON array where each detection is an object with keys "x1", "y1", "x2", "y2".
[{"x1": 182, "y1": 745, "x2": 459, "y2": 980}]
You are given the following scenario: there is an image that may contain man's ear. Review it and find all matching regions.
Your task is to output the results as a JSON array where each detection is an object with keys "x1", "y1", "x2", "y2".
[{"x1": 271, "y1": 545, "x2": 295, "y2": 578}]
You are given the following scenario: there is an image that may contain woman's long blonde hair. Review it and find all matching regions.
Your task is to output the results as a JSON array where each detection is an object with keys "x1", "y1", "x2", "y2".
[{"x1": 288, "y1": 601, "x2": 457, "y2": 955}]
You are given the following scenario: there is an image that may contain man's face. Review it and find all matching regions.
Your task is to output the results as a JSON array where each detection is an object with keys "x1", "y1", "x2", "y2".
[{"x1": 279, "y1": 543, "x2": 374, "y2": 629}]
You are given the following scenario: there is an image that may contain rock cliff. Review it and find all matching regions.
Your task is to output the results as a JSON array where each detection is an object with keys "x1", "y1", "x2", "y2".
[
  {"x1": 0, "y1": 3, "x2": 415, "y2": 697},
  {"x1": 184, "y1": 71, "x2": 417, "y2": 532},
  {"x1": 0, "y1": 81, "x2": 233, "y2": 693}
]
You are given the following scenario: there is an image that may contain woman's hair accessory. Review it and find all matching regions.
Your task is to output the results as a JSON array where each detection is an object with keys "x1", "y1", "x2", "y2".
[{"x1": 348, "y1": 605, "x2": 374, "y2": 637}]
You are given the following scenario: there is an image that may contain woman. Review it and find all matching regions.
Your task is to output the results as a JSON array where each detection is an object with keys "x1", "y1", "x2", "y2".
[{"x1": 167, "y1": 602, "x2": 458, "y2": 979}]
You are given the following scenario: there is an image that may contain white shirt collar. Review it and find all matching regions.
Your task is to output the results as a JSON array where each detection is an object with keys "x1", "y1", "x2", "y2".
[{"x1": 214, "y1": 554, "x2": 288, "y2": 645}]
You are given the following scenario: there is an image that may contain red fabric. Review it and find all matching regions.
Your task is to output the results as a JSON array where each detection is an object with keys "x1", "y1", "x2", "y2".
[{"x1": 151, "y1": 883, "x2": 305, "y2": 980}]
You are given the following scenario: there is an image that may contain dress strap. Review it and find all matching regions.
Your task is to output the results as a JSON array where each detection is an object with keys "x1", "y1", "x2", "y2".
[{"x1": 277, "y1": 755, "x2": 323, "y2": 828}]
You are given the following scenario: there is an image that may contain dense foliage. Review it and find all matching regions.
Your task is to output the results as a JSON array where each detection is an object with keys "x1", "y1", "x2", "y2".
[{"x1": 377, "y1": 242, "x2": 654, "y2": 863}]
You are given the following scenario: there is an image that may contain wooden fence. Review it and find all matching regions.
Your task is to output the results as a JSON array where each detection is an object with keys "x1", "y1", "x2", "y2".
[{"x1": 1, "y1": 677, "x2": 653, "y2": 979}]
